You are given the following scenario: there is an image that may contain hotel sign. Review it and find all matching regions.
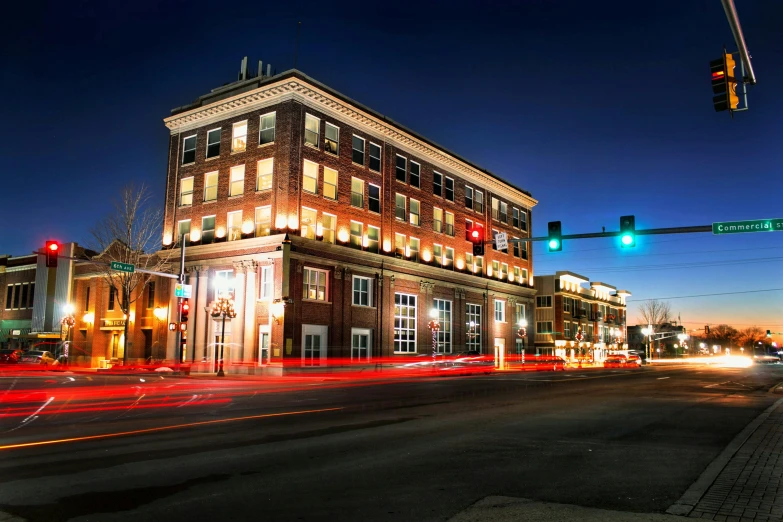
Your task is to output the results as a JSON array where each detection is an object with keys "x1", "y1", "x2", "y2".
[
  {"x1": 712, "y1": 219, "x2": 783, "y2": 235},
  {"x1": 101, "y1": 319, "x2": 127, "y2": 330}
]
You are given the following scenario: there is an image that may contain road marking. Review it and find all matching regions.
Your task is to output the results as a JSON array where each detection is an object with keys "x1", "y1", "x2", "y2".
[
  {"x1": 658, "y1": 377, "x2": 670, "y2": 380},
  {"x1": 0, "y1": 406, "x2": 343, "y2": 451}
]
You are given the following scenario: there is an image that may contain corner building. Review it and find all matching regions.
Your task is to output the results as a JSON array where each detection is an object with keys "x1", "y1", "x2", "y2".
[{"x1": 162, "y1": 69, "x2": 537, "y2": 374}]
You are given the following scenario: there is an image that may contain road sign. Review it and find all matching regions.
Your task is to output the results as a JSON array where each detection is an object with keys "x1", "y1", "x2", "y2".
[
  {"x1": 175, "y1": 283, "x2": 193, "y2": 298},
  {"x1": 495, "y1": 232, "x2": 508, "y2": 251},
  {"x1": 712, "y1": 218, "x2": 783, "y2": 235},
  {"x1": 110, "y1": 261, "x2": 135, "y2": 273}
]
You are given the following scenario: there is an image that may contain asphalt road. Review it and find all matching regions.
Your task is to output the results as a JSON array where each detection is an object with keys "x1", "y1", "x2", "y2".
[{"x1": 0, "y1": 363, "x2": 781, "y2": 521}]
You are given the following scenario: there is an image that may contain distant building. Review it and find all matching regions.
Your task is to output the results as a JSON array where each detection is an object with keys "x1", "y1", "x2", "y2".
[
  {"x1": 159, "y1": 65, "x2": 538, "y2": 374},
  {"x1": 533, "y1": 272, "x2": 630, "y2": 362}
]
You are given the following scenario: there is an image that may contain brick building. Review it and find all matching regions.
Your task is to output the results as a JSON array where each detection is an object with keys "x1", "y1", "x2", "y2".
[
  {"x1": 1, "y1": 254, "x2": 38, "y2": 349},
  {"x1": 160, "y1": 66, "x2": 538, "y2": 374},
  {"x1": 533, "y1": 272, "x2": 630, "y2": 362}
]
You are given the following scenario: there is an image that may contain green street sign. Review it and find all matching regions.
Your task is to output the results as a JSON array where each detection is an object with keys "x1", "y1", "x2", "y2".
[
  {"x1": 110, "y1": 261, "x2": 135, "y2": 273},
  {"x1": 712, "y1": 219, "x2": 783, "y2": 235}
]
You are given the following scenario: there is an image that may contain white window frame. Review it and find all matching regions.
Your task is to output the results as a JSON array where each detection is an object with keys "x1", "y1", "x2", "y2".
[
  {"x1": 445, "y1": 211, "x2": 455, "y2": 237},
  {"x1": 180, "y1": 177, "x2": 194, "y2": 206},
  {"x1": 256, "y1": 158, "x2": 273, "y2": 191},
  {"x1": 177, "y1": 219, "x2": 191, "y2": 245},
  {"x1": 433, "y1": 299, "x2": 453, "y2": 353},
  {"x1": 369, "y1": 142, "x2": 382, "y2": 172},
  {"x1": 352, "y1": 275, "x2": 373, "y2": 307},
  {"x1": 322, "y1": 213, "x2": 336, "y2": 244},
  {"x1": 395, "y1": 155, "x2": 406, "y2": 182},
  {"x1": 227, "y1": 210, "x2": 242, "y2": 241},
  {"x1": 260, "y1": 265, "x2": 273, "y2": 300},
  {"x1": 465, "y1": 303, "x2": 482, "y2": 353},
  {"x1": 395, "y1": 233, "x2": 406, "y2": 257},
  {"x1": 465, "y1": 186, "x2": 474, "y2": 210},
  {"x1": 229, "y1": 165, "x2": 245, "y2": 196},
  {"x1": 303, "y1": 267, "x2": 328, "y2": 301},
  {"x1": 351, "y1": 177, "x2": 364, "y2": 208},
  {"x1": 303, "y1": 160, "x2": 318, "y2": 194},
  {"x1": 409, "y1": 199, "x2": 420, "y2": 226},
  {"x1": 409, "y1": 237, "x2": 420, "y2": 261},
  {"x1": 352, "y1": 135, "x2": 365, "y2": 165},
  {"x1": 232, "y1": 120, "x2": 248, "y2": 153},
  {"x1": 350, "y1": 220, "x2": 363, "y2": 249},
  {"x1": 325, "y1": 122, "x2": 339, "y2": 155},
  {"x1": 304, "y1": 113, "x2": 320, "y2": 147},
  {"x1": 351, "y1": 328, "x2": 372, "y2": 361},
  {"x1": 182, "y1": 135, "x2": 196, "y2": 164},
  {"x1": 206, "y1": 128, "x2": 221, "y2": 159},
  {"x1": 445, "y1": 247, "x2": 454, "y2": 267},
  {"x1": 368, "y1": 183, "x2": 381, "y2": 213},
  {"x1": 367, "y1": 225, "x2": 380, "y2": 253},
  {"x1": 445, "y1": 176, "x2": 454, "y2": 201},
  {"x1": 259, "y1": 112, "x2": 276, "y2": 145},
  {"x1": 494, "y1": 299, "x2": 506, "y2": 322},
  {"x1": 300, "y1": 206, "x2": 318, "y2": 239},
  {"x1": 433, "y1": 207, "x2": 443, "y2": 233},
  {"x1": 204, "y1": 171, "x2": 218, "y2": 202},
  {"x1": 474, "y1": 190, "x2": 484, "y2": 213},
  {"x1": 394, "y1": 293, "x2": 417, "y2": 354},
  {"x1": 201, "y1": 215, "x2": 216, "y2": 244},
  {"x1": 410, "y1": 161, "x2": 420, "y2": 188},
  {"x1": 395, "y1": 193, "x2": 406, "y2": 221},
  {"x1": 323, "y1": 166, "x2": 338, "y2": 200},
  {"x1": 255, "y1": 206, "x2": 271, "y2": 237}
]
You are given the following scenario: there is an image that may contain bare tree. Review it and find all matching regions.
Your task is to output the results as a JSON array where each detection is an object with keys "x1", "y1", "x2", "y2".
[
  {"x1": 704, "y1": 324, "x2": 739, "y2": 348},
  {"x1": 736, "y1": 326, "x2": 766, "y2": 353},
  {"x1": 637, "y1": 299, "x2": 672, "y2": 328},
  {"x1": 90, "y1": 184, "x2": 172, "y2": 365}
]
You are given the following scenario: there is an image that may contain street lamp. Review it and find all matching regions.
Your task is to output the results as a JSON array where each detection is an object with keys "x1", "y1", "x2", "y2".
[
  {"x1": 428, "y1": 308, "x2": 440, "y2": 367},
  {"x1": 677, "y1": 333, "x2": 688, "y2": 357},
  {"x1": 641, "y1": 324, "x2": 653, "y2": 361},
  {"x1": 210, "y1": 293, "x2": 237, "y2": 377},
  {"x1": 60, "y1": 303, "x2": 75, "y2": 365}
]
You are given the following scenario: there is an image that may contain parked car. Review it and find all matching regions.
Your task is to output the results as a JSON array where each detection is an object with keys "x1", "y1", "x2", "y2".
[
  {"x1": 19, "y1": 350, "x2": 56, "y2": 366},
  {"x1": 0, "y1": 349, "x2": 24, "y2": 364}
]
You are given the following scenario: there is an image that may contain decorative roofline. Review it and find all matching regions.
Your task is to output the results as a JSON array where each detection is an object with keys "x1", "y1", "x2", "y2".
[{"x1": 164, "y1": 76, "x2": 537, "y2": 208}]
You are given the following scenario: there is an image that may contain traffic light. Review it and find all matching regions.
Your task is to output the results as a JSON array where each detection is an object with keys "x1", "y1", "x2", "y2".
[
  {"x1": 547, "y1": 221, "x2": 562, "y2": 252},
  {"x1": 711, "y1": 51, "x2": 739, "y2": 112},
  {"x1": 469, "y1": 225, "x2": 484, "y2": 256},
  {"x1": 705, "y1": 325, "x2": 710, "y2": 335},
  {"x1": 619, "y1": 215, "x2": 636, "y2": 248},
  {"x1": 45, "y1": 241, "x2": 60, "y2": 268},
  {"x1": 181, "y1": 298, "x2": 190, "y2": 323},
  {"x1": 768, "y1": 330, "x2": 772, "y2": 338}
]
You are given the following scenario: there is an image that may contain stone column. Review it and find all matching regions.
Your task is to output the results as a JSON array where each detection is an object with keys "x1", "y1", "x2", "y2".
[
  {"x1": 194, "y1": 266, "x2": 209, "y2": 362},
  {"x1": 166, "y1": 278, "x2": 178, "y2": 361},
  {"x1": 243, "y1": 261, "x2": 258, "y2": 363},
  {"x1": 232, "y1": 261, "x2": 247, "y2": 367}
]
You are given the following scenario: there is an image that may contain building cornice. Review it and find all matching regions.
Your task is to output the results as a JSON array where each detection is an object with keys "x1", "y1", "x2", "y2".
[{"x1": 164, "y1": 76, "x2": 537, "y2": 208}]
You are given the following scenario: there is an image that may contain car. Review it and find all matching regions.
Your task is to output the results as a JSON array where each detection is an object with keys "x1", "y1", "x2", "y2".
[
  {"x1": 627, "y1": 354, "x2": 642, "y2": 366},
  {"x1": 0, "y1": 349, "x2": 24, "y2": 364},
  {"x1": 603, "y1": 357, "x2": 626, "y2": 368},
  {"x1": 19, "y1": 350, "x2": 56, "y2": 366},
  {"x1": 520, "y1": 355, "x2": 568, "y2": 371},
  {"x1": 753, "y1": 355, "x2": 781, "y2": 365}
]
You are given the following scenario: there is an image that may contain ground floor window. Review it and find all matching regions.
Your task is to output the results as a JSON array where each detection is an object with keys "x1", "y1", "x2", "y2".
[
  {"x1": 394, "y1": 293, "x2": 416, "y2": 353},
  {"x1": 302, "y1": 324, "x2": 327, "y2": 366},
  {"x1": 351, "y1": 328, "x2": 371, "y2": 361},
  {"x1": 465, "y1": 303, "x2": 481, "y2": 353},
  {"x1": 433, "y1": 299, "x2": 452, "y2": 353}
]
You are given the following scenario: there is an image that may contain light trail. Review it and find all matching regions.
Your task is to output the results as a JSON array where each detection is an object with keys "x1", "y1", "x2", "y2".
[{"x1": 0, "y1": 406, "x2": 343, "y2": 451}]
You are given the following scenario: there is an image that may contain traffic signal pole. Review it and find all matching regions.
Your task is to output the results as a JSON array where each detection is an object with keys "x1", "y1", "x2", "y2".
[
  {"x1": 175, "y1": 234, "x2": 186, "y2": 372},
  {"x1": 515, "y1": 224, "x2": 712, "y2": 243},
  {"x1": 721, "y1": 0, "x2": 756, "y2": 85}
]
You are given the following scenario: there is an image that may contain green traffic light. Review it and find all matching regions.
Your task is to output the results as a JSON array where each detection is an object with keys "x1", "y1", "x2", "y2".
[
  {"x1": 548, "y1": 239, "x2": 560, "y2": 250},
  {"x1": 621, "y1": 234, "x2": 634, "y2": 246}
]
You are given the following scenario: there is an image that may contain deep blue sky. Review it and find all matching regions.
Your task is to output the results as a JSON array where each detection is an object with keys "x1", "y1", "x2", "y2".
[{"x1": 2, "y1": 0, "x2": 781, "y2": 336}]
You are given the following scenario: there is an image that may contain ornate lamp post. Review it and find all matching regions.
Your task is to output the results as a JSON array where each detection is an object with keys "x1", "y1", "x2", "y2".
[
  {"x1": 517, "y1": 318, "x2": 528, "y2": 362},
  {"x1": 60, "y1": 304, "x2": 75, "y2": 365},
  {"x1": 210, "y1": 293, "x2": 236, "y2": 377},
  {"x1": 428, "y1": 308, "x2": 440, "y2": 367}
]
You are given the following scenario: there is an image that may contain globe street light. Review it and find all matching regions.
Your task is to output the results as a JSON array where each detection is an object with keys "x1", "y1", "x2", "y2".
[
  {"x1": 428, "y1": 308, "x2": 440, "y2": 368},
  {"x1": 641, "y1": 325, "x2": 653, "y2": 362},
  {"x1": 210, "y1": 293, "x2": 237, "y2": 377},
  {"x1": 518, "y1": 318, "x2": 528, "y2": 362},
  {"x1": 677, "y1": 333, "x2": 688, "y2": 357}
]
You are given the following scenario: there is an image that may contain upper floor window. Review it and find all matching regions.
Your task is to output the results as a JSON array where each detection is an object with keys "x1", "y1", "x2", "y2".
[
  {"x1": 367, "y1": 225, "x2": 380, "y2": 253},
  {"x1": 350, "y1": 221, "x2": 362, "y2": 249},
  {"x1": 202, "y1": 215, "x2": 216, "y2": 244},
  {"x1": 256, "y1": 158, "x2": 273, "y2": 191},
  {"x1": 521, "y1": 240, "x2": 528, "y2": 259},
  {"x1": 433, "y1": 172, "x2": 443, "y2": 197},
  {"x1": 499, "y1": 201, "x2": 508, "y2": 223},
  {"x1": 536, "y1": 295, "x2": 552, "y2": 307},
  {"x1": 322, "y1": 213, "x2": 336, "y2": 244},
  {"x1": 259, "y1": 112, "x2": 276, "y2": 145},
  {"x1": 206, "y1": 128, "x2": 221, "y2": 158},
  {"x1": 303, "y1": 160, "x2": 318, "y2": 194},
  {"x1": 465, "y1": 186, "x2": 474, "y2": 210},
  {"x1": 368, "y1": 184, "x2": 380, "y2": 213},
  {"x1": 353, "y1": 276, "x2": 373, "y2": 307},
  {"x1": 445, "y1": 177, "x2": 454, "y2": 201},
  {"x1": 204, "y1": 171, "x2": 218, "y2": 202},
  {"x1": 304, "y1": 114, "x2": 320, "y2": 147},
  {"x1": 180, "y1": 177, "x2": 194, "y2": 206},
  {"x1": 323, "y1": 167, "x2": 338, "y2": 200},
  {"x1": 444, "y1": 212, "x2": 455, "y2": 237},
  {"x1": 395, "y1": 194, "x2": 406, "y2": 221},
  {"x1": 255, "y1": 206, "x2": 271, "y2": 237},
  {"x1": 351, "y1": 177, "x2": 364, "y2": 208},
  {"x1": 396, "y1": 155, "x2": 406, "y2": 182},
  {"x1": 475, "y1": 190, "x2": 484, "y2": 213},
  {"x1": 520, "y1": 209, "x2": 527, "y2": 231},
  {"x1": 325, "y1": 123, "x2": 339, "y2": 155},
  {"x1": 433, "y1": 207, "x2": 443, "y2": 233},
  {"x1": 301, "y1": 207, "x2": 317, "y2": 239},
  {"x1": 395, "y1": 233, "x2": 406, "y2": 257},
  {"x1": 512, "y1": 208, "x2": 520, "y2": 229},
  {"x1": 182, "y1": 135, "x2": 196, "y2": 164},
  {"x1": 369, "y1": 143, "x2": 381, "y2": 172},
  {"x1": 303, "y1": 267, "x2": 328, "y2": 301},
  {"x1": 260, "y1": 265, "x2": 273, "y2": 300},
  {"x1": 108, "y1": 286, "x2": 117, "y2": 311},
  {"x1": 229, "y1": 165, "x2": 245, "y2": 196},
  {"x1": 227, "y1": 211, "x2": 242, "y2": 241},
  {"x1": 494, "y1": 299, "x2": 505, "y2": 322},
  {"x1": 232, "y1": 121, "x2": 247, "y2": 152},
  {"x1": 147, "y1": 282, "x2": 155, "y2": 309},
  {"x1": 177, "y1": 220, "x2": 191, "y2": 246},
  {"x1": 410, "y1": 161, "x2": 420, "y2": 188},
  {"x1": 409, "y1": 237, "x2": 420, "y2": 261},
  {"x1": 410, "y1": 199, "x2": 420, "y2": 226},
  {"x1": 445, "y1": 247, "x2": 454, "y2": 267},
  {"x1": 352, "y1": 135, "x2": 365, "y2": 165}
]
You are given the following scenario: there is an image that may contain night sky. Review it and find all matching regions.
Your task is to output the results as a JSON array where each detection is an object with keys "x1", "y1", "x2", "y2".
[{"x1": 2, "y1": 0, "x2": 781, "y2": 336}]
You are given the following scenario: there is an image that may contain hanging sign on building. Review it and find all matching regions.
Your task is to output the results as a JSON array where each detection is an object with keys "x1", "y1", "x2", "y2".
[{"x1": 494, "y1": 232, "x2": 508, "y2": 251}]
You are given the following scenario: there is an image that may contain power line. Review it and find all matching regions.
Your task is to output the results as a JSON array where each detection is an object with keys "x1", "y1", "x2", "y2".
[
  {"x1": 628, "y1": 288, "x2": 783, "y2": 302},
  {"x1": 534, "y1": 245, "x2": 783, "y2": 260},
  {"x1": 541, "y1": 256, "x2": 783, "y2": 274}
]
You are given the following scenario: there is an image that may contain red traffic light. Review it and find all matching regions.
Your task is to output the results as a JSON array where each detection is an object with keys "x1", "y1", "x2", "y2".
[
  {"x1": 470, "y1": 229, "x2": 480, "y2": 240},
  {"x1": 45, "y1": 241, "x2": 60, "y2": 267},
  {"x1": 181, "y1": 298, "x2": 190, "y2": 322},
  {"x1": 48, "y1": 242, "x2": 59, "y2": 251}
]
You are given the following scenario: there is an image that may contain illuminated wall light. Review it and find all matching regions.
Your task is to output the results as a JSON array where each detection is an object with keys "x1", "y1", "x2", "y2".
[
  {"x1": 337, "y1": 229, "x2": 350, "y2": 243},
  {"x1": 189, "y1": 229, "x2": 201, "y2": 242},
  {"x1": 216, "y1": 227, "x2": 226, "y2": 239},
  {"x1": 153, "y1": 307, "x2": 168, "y2": 321},
  {"x1": 422, "y1": 249, "x2": 432, "y2": 262},
  {"x1": 83, "y1": 312, "x2": 94, "y2": 323},
  {"x1": 456, "y1": 258, "x2": 465, "y2": 270},
  {"x1": 362, "y1": 235, "x2": 369, "y2": 248},
  {"x1": 508, "y1": 273, "x2": 514, "y2": 282},
  {"x1": 287, "y1": 215, "x2": 299, "y2": 230},
  {"x1": 241, "y1": 220, "x2": 254, "y2": 234},
  {"x1": 405, "y1": 245, "x2": 411, "y2": 257},
  {"x1": 472, "y1": 265, "x2": 478, "y2": 274},
  {"x1": 487, "y1": 266, "x2": 493, "y2": 277},
  {"x1": 162, "y1": 234, "x2": 173, "y2": 246},
  {"x1": 275, "y1": 214, "x2": 287, "y2": 230},
  {"x1": 383, "y1": 240, "x2": 392, "y2": 252}
]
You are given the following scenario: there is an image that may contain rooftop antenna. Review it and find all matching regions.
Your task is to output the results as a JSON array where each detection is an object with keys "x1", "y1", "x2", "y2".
[
  {"x1": 239, "y1": 56, "x2": 248, "y2": 81},
  {"x1": 294, "y1": 21, "x2": 301, "y2": 69}
]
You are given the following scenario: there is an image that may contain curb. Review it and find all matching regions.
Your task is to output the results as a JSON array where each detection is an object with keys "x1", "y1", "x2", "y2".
[
  {"x1": 767, "y1": 380, "x2": 783, "y2": 394},
  {"x1": 666, "y1": 396, "x2": 783, "y2": 516}
]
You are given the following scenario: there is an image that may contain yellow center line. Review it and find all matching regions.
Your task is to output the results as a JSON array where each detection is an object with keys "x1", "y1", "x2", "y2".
[{"x1": 0, "y1": 407, "x2": 343, "y2": 451}]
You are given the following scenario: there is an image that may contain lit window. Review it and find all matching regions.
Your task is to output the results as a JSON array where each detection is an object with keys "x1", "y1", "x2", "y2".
[
  {"x1": 322, "y1": 213, "x2": 336, "y2": 244},
  {"x1": 325, "y1": 123, "x2": 339, "y2": 154},
  {"x1": 395, "y1": 194, "x2": 406, "y2": 221},
  {"x1": 303, "y1": 160, "x2": 318, "y2": 194},
  {"x1": 227, "y1": 210, "x2": 242, "y2": 241},
  {"x1": 499, "y1": 201, "x2": 508, "y2": 223},
  {"x1": 304, "y1": 114, "x2": 320, "y2": 147},
  {"x1": 303, "y1": 268, "x2": 328, "y2": 301},
  {"x1": 177, "y1": 220, "x2": 191, "y2": 246},
  {"x1": 445, "y1": 177, "x2": 454, "y2": 201},
  {"x1": 434, "y1": 244, "x2": 443, "y2": 266},
  {"x1": 410, "y1": 161, "x2": 420, "y2": 188},
  {"x1": 108, "y1": 286, "x2": 116, "y2": 311},
  {"x1": 202, "y1": 215, "x2": 216, "y2": 244},
  {"x1": 409, "y1": 199, "x2": 420, "y2": 226},
  {"x1": 180, "y1": 177, "x2": 194, "y2": 206},
  {"x1": 255, "y1": 206, "x2": 271, "y2": 237},
  {"x1": 369, "y1": 143, "x2": 381, "y2": 172},
  {"x1": 494, "y1": 299, "x2": 505, "y2": 322},
  {"x1": 394, "y1": 293, "x2": 417, "y2": 353},
  {"x1": 395, "y1": 233, "x2": 406, "y2": 257},
  {"x1": 256, "y1": 158, "x2": 273, "y2": 191},
  {"x1": 501, "y1": 263, "x2": 508, "y2": 280},
  {"x1": 475, "y1": 255, "x2": 484, "y2": 275},
  {"x1": 259, "y1": 112, "x2": 276, "y2": 145},
  {"x1": 352, "y1": 276, "x2": 372, "y2": 306},
  {"x1": 204, "y1": 171, "x2": 218, "y2": 202},
  {"x1": 433, "y1": 299, "x2": 452, "y2": 353},
  {"x1": 466, "y1": 303, "x2": 482, "y2": 352},
  {"x1": 445, "y1": 247, "x2": 454, "y2": 267},
  {"x1": 445, "y1": 212, "x2": 455, "y2": 237},
  {"x1": 323, "y1": 167, "x2": 338, "y2": 200},
  {"x1": 232, "y1": 121, "x2": 247, "y2": 152},
  {"x1": 492, "y1": 198, "x2": 500, "y2": 221},
  {"x1": 350, "y1": 221, "x2": 362, "y2": 249},
  {"x1": 260, "y1": 266, "x2": 273, "y2": 300},
  {"x1": 301, "y1": 207, "x2": 317, "y2": 239},
  {"x1": 182, "y1": 135, "x2": 196, "y2": 164},
  {"x1": 367, "y1": 225, "x2": 380, "y2": 253},
  {"x1": 368, "y1": 184, "x2": 380, "y2": 213},
  {"x1": 396, "y1": 155, "x2": 406, "y2": 182},
  {"x1": 433, "y1": 172, "x2": 442, "y2": 197},
  {"x1": 351, "y1": 177, "x2": 364, "y2": 208},
  {"x1": 433, "y1": 207, "x2": 443, "y2": 233},
  {"x1": 352, "y1": 135, "x2": 365, "y2": 165},
  {"x1": 409, "y1": 237, "x2": 420, "y2": 261},
  {"x1": 492, "y1": 260, "x2": 499, "y2": 277},
  {"x1": 206, "y1": 128, "x2": 221, "y2": 158},
  {"x1": 229, "y1": 165, "x2": 245, "y2": 196},
  {"x1": 352, "y1": 328, "x2": 371, "y2": 361}
]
